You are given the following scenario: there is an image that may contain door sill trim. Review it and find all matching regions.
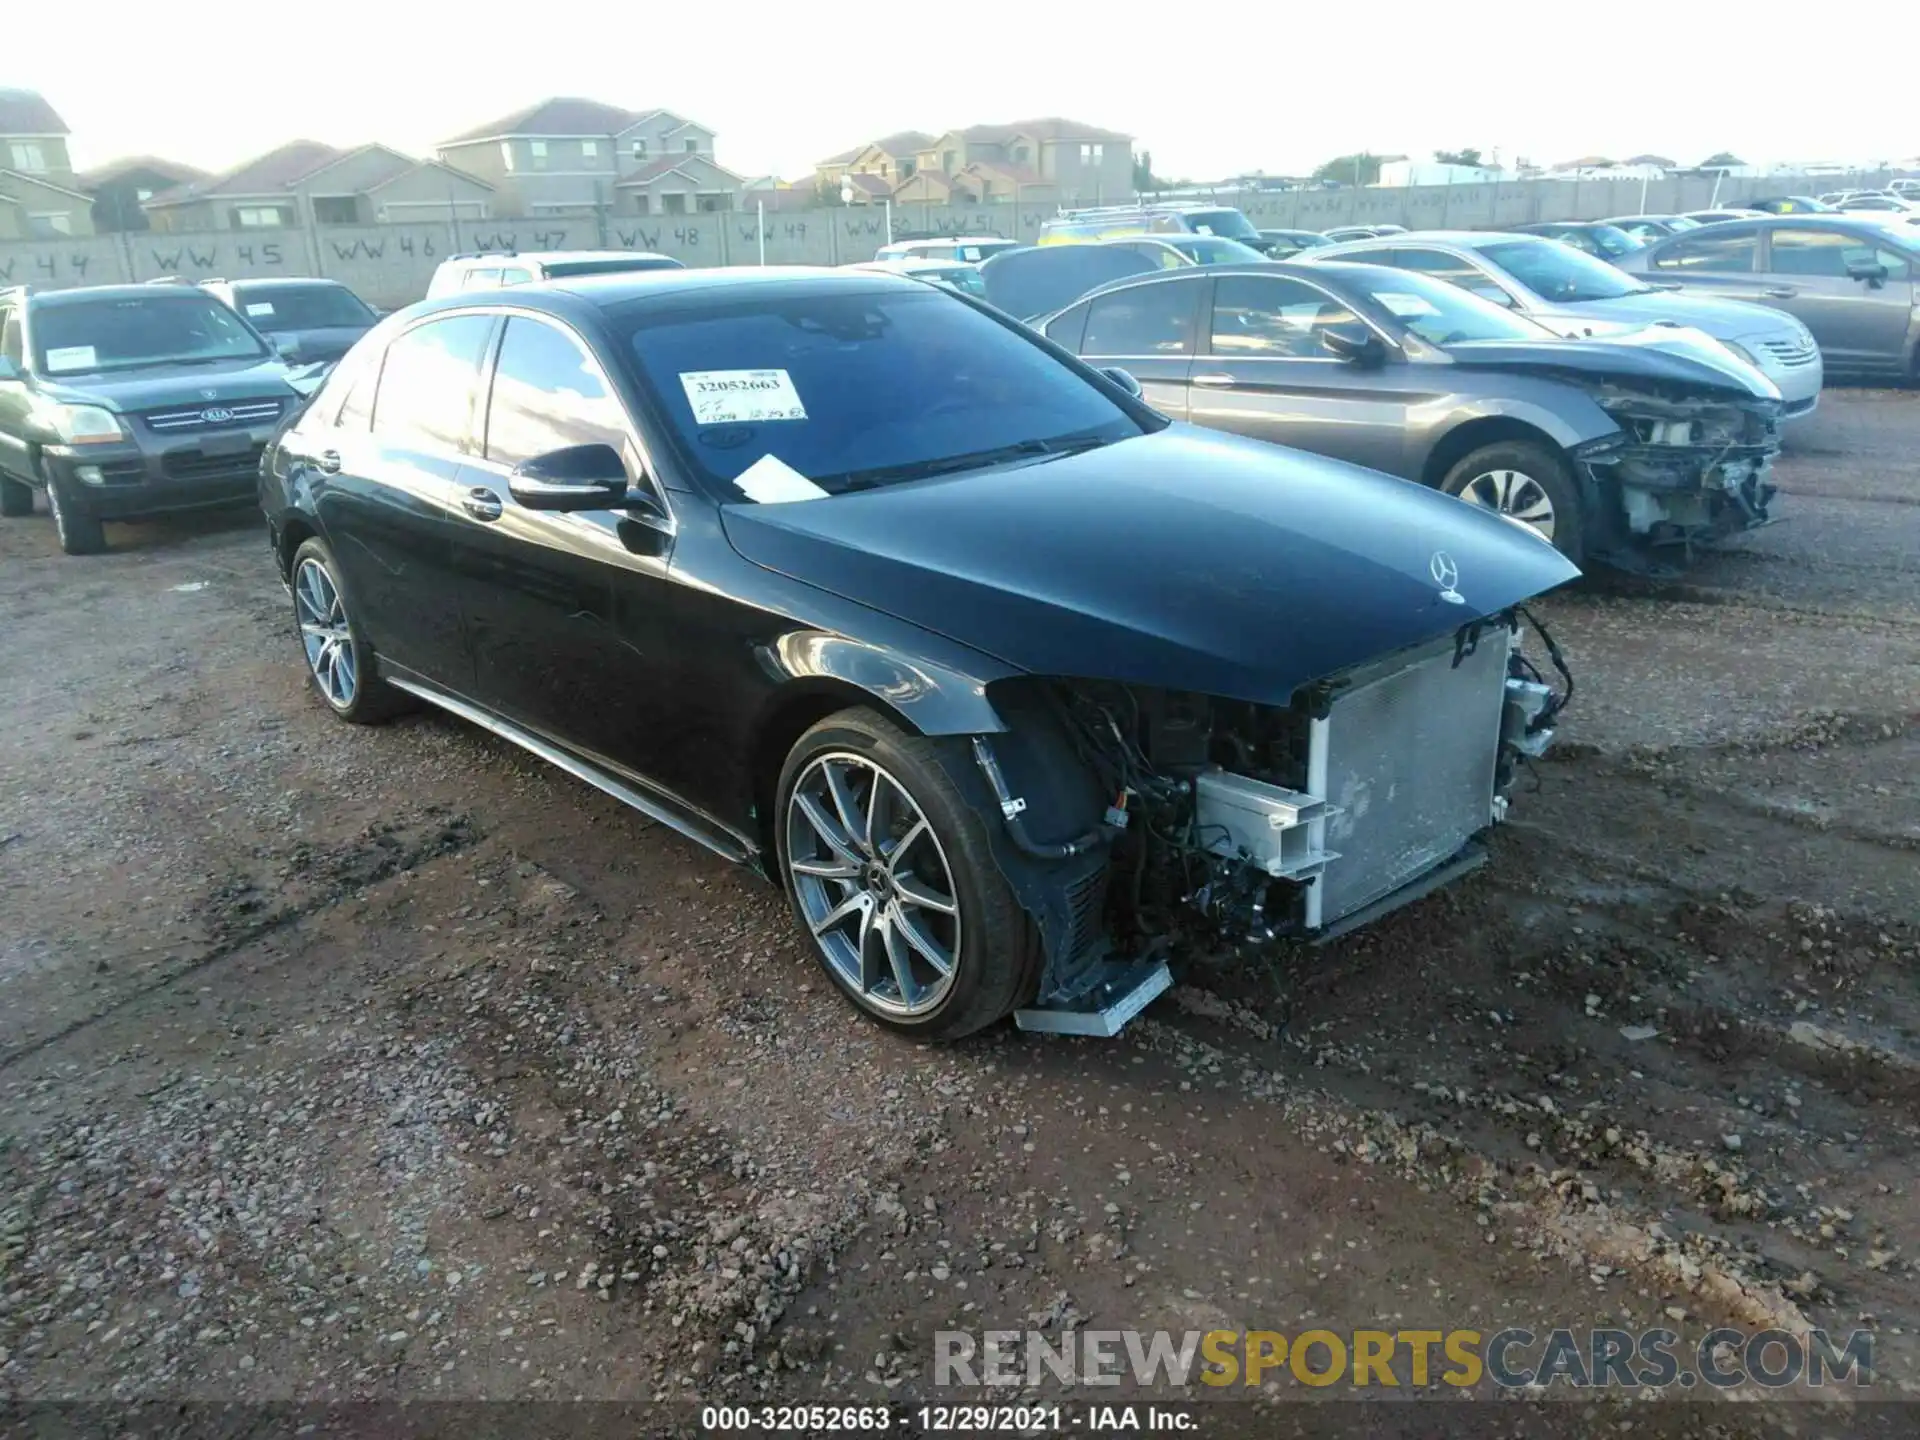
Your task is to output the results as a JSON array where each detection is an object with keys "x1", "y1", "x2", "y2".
[{"x1": 382, "y1": 673, "x2": 756, "y2": 866}]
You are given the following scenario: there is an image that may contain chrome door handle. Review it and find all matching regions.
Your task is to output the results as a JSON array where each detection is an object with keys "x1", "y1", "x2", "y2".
[
  {"x1": 461, "y1": 487, "x2": 503, "y2": 522},
  {"x1": 317, "y1": 449, "x2": 342, "y2": 474},
  {"x1": 1762, "y1": 286, "x2": 1798, "y2": 299},
  {"x1": 1191, "y1": 373, "x2": 1236, "y2": 387}
]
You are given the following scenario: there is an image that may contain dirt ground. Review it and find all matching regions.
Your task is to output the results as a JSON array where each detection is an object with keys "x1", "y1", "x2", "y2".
[{"x1": 1, "y1": 393, "x2": 1915, "y2": 1432}]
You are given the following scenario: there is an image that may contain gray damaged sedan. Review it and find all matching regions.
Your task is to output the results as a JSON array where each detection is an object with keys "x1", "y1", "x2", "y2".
[
  {"x1": 1302, "y1": 231, "x2": 1824, "y2": 418},
  {"x1": 1038, "y1": 261, "x2": 1782, "y2": 570}
]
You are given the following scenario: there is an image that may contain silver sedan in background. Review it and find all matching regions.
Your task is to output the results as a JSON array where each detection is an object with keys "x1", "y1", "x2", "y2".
[
  {"x1": 1616, "y1": 216, "x2": 1920, "y2": 381},
  {"x1": 1302, "y1": 231, "x2": 1825, "y2": 417}
]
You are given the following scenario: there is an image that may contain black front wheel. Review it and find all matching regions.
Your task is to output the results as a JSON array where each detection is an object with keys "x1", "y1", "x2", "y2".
[
  {"x1": 776, "y1": 708, "x2": 1040, "y2": 1040},
  {"x1": 1440, "y1": 441, "x2": 1584, "y2": 564},
  {"x1": 45, "y1": 477, "x2": 106, "y2": 555}
]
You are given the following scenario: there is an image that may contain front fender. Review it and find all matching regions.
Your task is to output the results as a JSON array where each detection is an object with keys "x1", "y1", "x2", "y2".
[
  {"x1": 1444, "y1": 389, "x2": 1620, "y2": 453},
  {"x1": 758, "y1": 629, "x2": 1009, "y2": 735}
]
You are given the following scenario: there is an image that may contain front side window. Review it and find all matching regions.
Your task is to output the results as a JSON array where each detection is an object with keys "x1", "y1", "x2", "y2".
[
  {"x1": 1171, "y1": 237, "x2": 1269, "y2": 265},
  {"x1": 1082, "y1": 282, "x2": 1199, "y2": 356},
  {"x1": 231, "y1": 284, "x2": 375, "y2": 332},
  {"x1": 0, "y1": 306, "x2": 23, "y2": 366},
  {"x1": 1770, "y1": 229, "x2": 1913, "y2": 278},
  {"x1": 461, "y1": 268, "x2": 504, "y2": 290},
  {"x1": 484, "y1": 317, "x2": 629, "y2": 467},
  {"x1": 1209, "y1": 275, "x2": 1360, "y2": 358},
  {"x1": 1648, "y1": 229, "x2": 1760, "y2": 275},
  {"x1": 29, "y1": 295, "x2": 269, "y2": 375},
  {"x1": 371, "y1": 313, "x2": 495, "y2": 453},
  {"x1": 500, "y1": 268, "x2": 534, "y2": 286},
  {"x1": 1180, "y1": 208, "x2": 1261, "y2": 242},
  {"x1": 1477, "y1": 238, "x2": 1652, "y2": 299},
  {"x1": 622, "y1": 288, "x2": 1145, "y2": 496}
]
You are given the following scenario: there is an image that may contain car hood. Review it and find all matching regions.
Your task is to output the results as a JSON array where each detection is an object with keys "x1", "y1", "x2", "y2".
[
  {"x1": 1444, "y1": 327, "x2": 1780, "y2": 399},
  {"x1": 35, "y1": 355, "x2": 299, "y2": 413},
  {"x1": 720, "y1": 425, "x2": 1579, "y2": 707},
  {"x1": 267, "y1": 325, "x2": 372, "y2": 363},
  {"x1": 1532, "y1": 289, "x2": 1797, "y2": 341}
]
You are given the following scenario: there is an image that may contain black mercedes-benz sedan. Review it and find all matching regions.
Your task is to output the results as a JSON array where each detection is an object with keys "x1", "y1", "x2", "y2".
[{"x1": 260, "y1": 268, "x2": 1579, "y2": 1040}]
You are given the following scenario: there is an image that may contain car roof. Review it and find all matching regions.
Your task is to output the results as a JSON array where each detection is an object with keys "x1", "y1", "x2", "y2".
[
  {"x1": 217, "y1": 276, "x2": 350, "y2": 290},
  {"x1": 416, "y1": 266, "x2": 922, "y2": 317},
  {"x1": 447, "y1": 250, "x2": 671, "y2": 266},
  {"x1": 888, "y1": 235, "x2": 1006, "y2": 245},
  {"x1": 23, "y1": 283, "x2": 222, "y2": 307},
  {"x1": 847, "y1": 257, "x2": 976, "y2": 274}
]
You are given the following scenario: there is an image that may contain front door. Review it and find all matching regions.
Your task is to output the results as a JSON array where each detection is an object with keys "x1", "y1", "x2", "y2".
[
  {"x1": 311, "y1": 311, "x2": 496, "y2": 685},
  {"x1": 1761, "y1": 227, "x2": 1917, "y2": 372},
  {"x1": 1184, "y1": 272, "x2": 1426, "y2": 479},
  {"x1": 450, "y1": 312, "x2": 682, "y2": 781}
]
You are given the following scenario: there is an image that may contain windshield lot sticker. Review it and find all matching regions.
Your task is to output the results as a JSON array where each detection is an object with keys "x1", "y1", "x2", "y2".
[
  {"x1": 679, "y1": 369, "x2": 807, "y2": 426},
  {"x1": 245, "y1": 303, "x2": 276, "y2": 317},
  {"x1": 733, "y1": 453, "x2": 827, "y2": 504},
  {"x1": 1376, "y1": 292, "x2": 1440, "y2": 318},
  {"x1": 44, "y1": 346, "x2": 98, "y2": 372}
]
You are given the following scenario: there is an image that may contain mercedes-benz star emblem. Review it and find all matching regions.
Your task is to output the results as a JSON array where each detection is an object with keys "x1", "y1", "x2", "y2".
[
  {"x1": 1430, "y1": 550, "x2": 1465, "y2": 605},
  {"x1": 201, "y1": 407, "x2": 234, "y2": 424}
]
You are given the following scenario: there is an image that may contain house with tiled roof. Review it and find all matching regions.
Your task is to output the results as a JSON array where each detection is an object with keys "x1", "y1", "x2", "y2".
[
  {"x1": 77, "y1": 155, "x2": 210, "y2": 232},
  {"x1": 435, "y1": 97, "x2": 736, "y2": 215},
  {"x1": 142, "y1": 140, "x2": 494, "y2": 230},
  {"x1": 815, "y1": 116, "x2": 1130, "y2": 206},
  {"x1": 0, "y1": 87, "x2": 95, "y2": 237}
]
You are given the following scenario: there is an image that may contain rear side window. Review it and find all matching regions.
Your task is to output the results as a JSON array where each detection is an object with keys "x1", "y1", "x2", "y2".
[
  {"x1": 1651, "y1": 229, "x2": 1758, "y2": 274},
  {"x1": 461, "y1": 268, "x2": 504, "y2": 290},
  {"x1": 1391, "y1": 248, "x2": 1492, "y2": 288},
  {"x1": 372, "y1": 313, "x2": 495, "y2": 452},
  {"x1": 1081, "y1": 283, "x2": 1198, "y2": 356},
  {"x1": 1043, "y1": 304, "x2": 1088, "y2": 351},
  {"x1": 500, "y1": 268, "x2": 534, "y2": 286},
  {"x1": 483, "y1": 317, "x2": 628, "y2": 467}
]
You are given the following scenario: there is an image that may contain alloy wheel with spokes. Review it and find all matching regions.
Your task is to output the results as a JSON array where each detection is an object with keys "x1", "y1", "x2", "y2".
[
  {"x1": 785, "y1": 750, "x2": 963, "y2": 1019},
  {"x1": 1458, "y1": 468, "x2": 1556, "y2": 541},
  {"x1": 295, "y1": 555, "x2": 359, "y2": 710}
]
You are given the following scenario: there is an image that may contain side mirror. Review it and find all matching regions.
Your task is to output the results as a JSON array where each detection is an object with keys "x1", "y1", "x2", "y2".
[
  {"x1": 269, "y1": 334, "x2": 301, "y2": 362},
  {"x1": 508, "y1": 443, "x2": 631, "y2": 511},
  {"x1": 1846, "y1": 260, "x2": 1888, "y2": 287},
  {"x1": 1320, "y1": 323, "x2": 1385, "y2": 366},
  {"x1": 1100, "y1": 366, "x2": 1143, "y2": 398}
]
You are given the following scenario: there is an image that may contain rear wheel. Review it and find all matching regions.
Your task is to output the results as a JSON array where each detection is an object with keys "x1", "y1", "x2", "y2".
[
  {"x1": 1440, "y1": 440, "x2": 1584, "y2": 564},
  {"x1": 45, "y1": 475, "x2": 106, "y2": 555},
  {"x1": 0, "y1": 474, "x2": 32, "y2": 517},
  {"x1": 776, "y1": 708, "x2": 1039, "y2": 1040},
  {"x1": 290, "y1": 537, "x2": 409, "y2": 724}
]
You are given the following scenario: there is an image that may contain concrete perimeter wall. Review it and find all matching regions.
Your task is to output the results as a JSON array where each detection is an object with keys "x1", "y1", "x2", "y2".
[{"x1": 2, "y1": 170, "x2": 1903, "y2": 311}]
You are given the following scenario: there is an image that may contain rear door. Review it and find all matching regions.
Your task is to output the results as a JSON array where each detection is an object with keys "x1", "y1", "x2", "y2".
[
  {"x1": 1760, "y1": 226, "x2": 1916, "y2": 370},
  {"x1": 1067, "y1": 277, "x2": 1205, "y2": 418},
  {"x1": 1185, "y1": 272, "x2": 1424, "y2": 477},
  {"x1": 1640, "y1": 224, "x2": 1772, "y2": 304},
  {"x1": 313, "y1": 311, "x2": 496, "y2": 685}
]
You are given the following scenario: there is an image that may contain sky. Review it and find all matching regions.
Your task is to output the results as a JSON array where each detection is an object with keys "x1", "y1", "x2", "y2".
[{"x1": 10, "y1": 3, "x2": 1915, "y2": 182}]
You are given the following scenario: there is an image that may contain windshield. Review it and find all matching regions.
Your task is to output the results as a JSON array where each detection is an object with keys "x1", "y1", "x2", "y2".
[
  {"x1": 31, "y1": 295, "x2": 270, "y2": 375},
  {"x1": 1337, "y1": 266, "x2": 1551, "y2": 346},
  {"x1": 1182, "y1": 208, "x2": 1261, "y2": 242},
  {"x1": 230, "y1": 284, "x2": 374, "y2": 332},
  {"x1": 624, "y1": 288, "x2": 1144, "y2": 497},
  {"x1": 1476, "y1": 238, "x2": 1650, "y2": 302},
  {"x1": 1172, "y1": 237, "x2": 1269, "y2": 265}
]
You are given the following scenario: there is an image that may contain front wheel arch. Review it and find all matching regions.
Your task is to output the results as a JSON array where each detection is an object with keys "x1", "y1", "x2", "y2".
[{"x1": 1421, "y1": 416, "x2": 1572, "y2": 492}]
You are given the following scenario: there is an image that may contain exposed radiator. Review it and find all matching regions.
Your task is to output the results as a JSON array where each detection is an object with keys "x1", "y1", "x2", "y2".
[{"x1": 1314, "y1": 629, "x2": 1508, "y2": 923}]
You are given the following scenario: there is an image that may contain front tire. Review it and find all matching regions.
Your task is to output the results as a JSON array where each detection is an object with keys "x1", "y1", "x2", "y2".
[
  {"x1": 290, "y1": 537, "x2": 408, "y2": 724},
  {"x1": 1440, "y1": 440, "x2": 1584, "y2": 564},
  {"x1": 0, "y1": 474, "x2": 32, "y2": 518},
  {"x1": 45, "y1": 475, "x2": 107, "y2": 555},
  {"x1": 776, "y1": 708, "x2": 1039, "y2": 1040}
]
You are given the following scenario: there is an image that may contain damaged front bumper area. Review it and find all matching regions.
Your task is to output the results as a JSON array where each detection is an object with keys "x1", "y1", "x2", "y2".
[
  {"x1": 1577, "y1": 388, "x2": 1783, "y2": 571},
  {"x1": 949, "y1": 611, "x2": 1573, "y2": 1037}
]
